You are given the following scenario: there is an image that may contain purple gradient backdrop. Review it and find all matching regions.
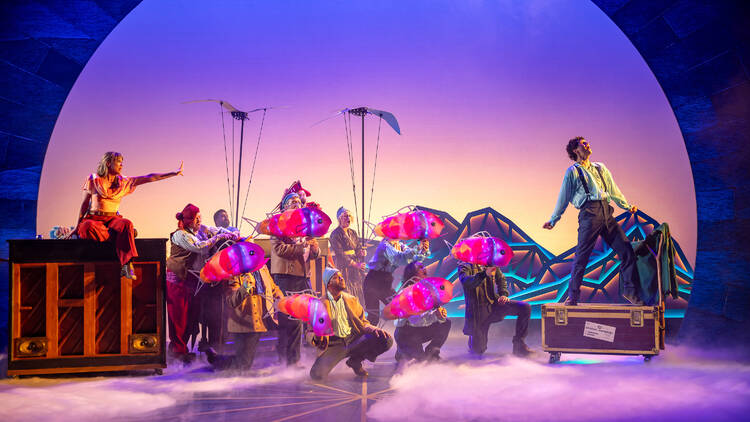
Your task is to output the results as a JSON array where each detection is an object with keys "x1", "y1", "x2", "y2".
[{"x1": 38, "y1": 0, "x2": 696, "y2": 264}]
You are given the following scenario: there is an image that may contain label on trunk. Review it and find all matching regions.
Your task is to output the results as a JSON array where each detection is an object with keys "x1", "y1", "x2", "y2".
[{"x1": 583, "y1": 321, "x2": 616, "y2": 342}]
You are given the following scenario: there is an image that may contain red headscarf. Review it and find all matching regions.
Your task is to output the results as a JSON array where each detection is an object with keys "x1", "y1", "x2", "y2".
[{"x1": 176, "y1": 203, "x2": 200, "y2": 229}]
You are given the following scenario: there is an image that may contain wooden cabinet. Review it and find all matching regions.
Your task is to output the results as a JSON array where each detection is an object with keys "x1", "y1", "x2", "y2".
[{"x1": 7, "y1": 239, "x2": 167, "y2": 376}]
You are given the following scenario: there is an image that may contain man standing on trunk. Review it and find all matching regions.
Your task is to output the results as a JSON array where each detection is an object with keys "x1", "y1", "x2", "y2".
[{"x1": 543, "y1": 137, "x2": 641, "y2": 306}]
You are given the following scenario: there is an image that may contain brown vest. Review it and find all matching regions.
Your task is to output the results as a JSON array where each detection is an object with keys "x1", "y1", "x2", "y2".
[{"x1": 166, "y1": 230, "x2": 201, "y2": 287}]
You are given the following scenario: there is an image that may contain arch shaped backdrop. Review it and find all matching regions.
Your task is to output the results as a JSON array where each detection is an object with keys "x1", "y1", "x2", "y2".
[{"x1": 0, "y1": 0, "x2": 748, "y2": 352}]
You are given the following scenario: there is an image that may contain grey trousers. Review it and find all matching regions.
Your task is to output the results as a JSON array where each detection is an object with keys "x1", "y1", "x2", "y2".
[
  {"x1": 233, "y1": 332, "x2": 262, "y2": 370},
  {"x1": 309, "y1": 333, "x2": 393, "y2": 380},
  {"x1": 273, "y1": 274, "x2": 311, "y2": 365},
  {"x1": 394, "y1": 320, "x2": 451, "y2": 361}
]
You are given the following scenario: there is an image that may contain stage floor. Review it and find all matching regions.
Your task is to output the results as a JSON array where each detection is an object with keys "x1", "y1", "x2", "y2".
[{"x1": 1, "y1": 324, "x2": 749, "y2": 422}]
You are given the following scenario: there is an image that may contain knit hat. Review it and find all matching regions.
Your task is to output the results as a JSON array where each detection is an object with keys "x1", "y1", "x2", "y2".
[
  {"x1": 176, "y1": 203, "x2": 200, "y2": 223},
  {"x1": 336, "y1": 206, "x2": 350, "y2": 220},
  {"x1": 281, "y1": 192, "x2": 300, "y2": 210},
  {"x1": 322, "y1": 267, "x2": 341, "y2": 287},
  {"x1": 278, "y1": 180, "x2": 311, "y2": 210}
]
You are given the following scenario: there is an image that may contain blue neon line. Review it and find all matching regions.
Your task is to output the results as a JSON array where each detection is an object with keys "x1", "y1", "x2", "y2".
[
  {"x1": 595, "y1": 261, "x2": 621, "y2": 283},
  {"x1": 512, "y1": 280, "x2": 566, "y2": 297},
  {"x1": 418, "y1": 209, "x2": 692, "y2": 321}
]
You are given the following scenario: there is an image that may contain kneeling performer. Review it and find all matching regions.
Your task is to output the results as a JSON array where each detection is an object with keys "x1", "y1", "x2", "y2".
[
  {"x1": 394, "y1": 262, "x2": 451, "y2": 364},
  {"x1": 310, "y1": 268, "x2": 393, "y2": 380},
  {"x1": 458, "y1": 263, "x2": 534, "y2": 357}
]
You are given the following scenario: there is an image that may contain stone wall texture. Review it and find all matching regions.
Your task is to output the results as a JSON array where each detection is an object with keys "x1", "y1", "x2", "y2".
[
  {"x1": 0, "y1": 0, "x2": 143, "y2": 352},
  {"x1": 592, "y1": 0, "x2": 750, "y2": 352}
]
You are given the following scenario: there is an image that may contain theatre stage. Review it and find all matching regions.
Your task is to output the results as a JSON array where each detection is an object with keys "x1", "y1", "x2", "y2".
[{"x1": 1, "y1": 322, "x2": 748, "y2": 422}]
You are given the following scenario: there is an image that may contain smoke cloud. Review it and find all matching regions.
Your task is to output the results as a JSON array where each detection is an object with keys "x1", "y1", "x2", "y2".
[
  {"x1": 368, "y1": 347, "x2": 750, "y2": 421},
  {"x1": 2, "y1": 346, "x2": 748, "y2": 421},
  {"x1": 0, "y1": 359, "x2": 308, "y2": 421}
]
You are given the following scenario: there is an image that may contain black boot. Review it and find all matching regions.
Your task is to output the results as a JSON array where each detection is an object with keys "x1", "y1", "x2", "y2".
[
  {"x1": 425, "y1": 346, "x2": 441, "y2": 362},
  {"x1": 564, "y1": 292, "x2": 578, "y2": 306},
  {"x1": 512, "y1": 340, "x2": 535, "y2": 358},
  {"x1": 181, "y1": 352, "x2": 197, "y2": 364},
  {"x1": 204, "y1": 347, "x2": 218, "y2": 364},
  {"x1": 622, "y1": 288, "x2": 644, "y2": 305}
]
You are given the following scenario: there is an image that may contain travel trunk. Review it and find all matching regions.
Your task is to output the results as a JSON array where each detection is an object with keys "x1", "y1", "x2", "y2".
[{"x1": 541, "y1": 302, "x2": 664, "y2": 363}]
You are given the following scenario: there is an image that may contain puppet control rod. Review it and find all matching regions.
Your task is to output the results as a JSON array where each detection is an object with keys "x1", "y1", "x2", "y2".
[
  {"x1": 230, "y1": 110, "x2": 248, "y2": 229},
  {"x1": 343, "y1": 106, "x2": 401, "y2": 238},
  {"x1": 348, "y1": 107, "x2": 368, "y2": 238}
]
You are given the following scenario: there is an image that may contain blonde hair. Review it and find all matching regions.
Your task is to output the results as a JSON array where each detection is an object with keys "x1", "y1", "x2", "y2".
[{"x1": 97, "y1": 152, "x2": 123, "y2": 177}]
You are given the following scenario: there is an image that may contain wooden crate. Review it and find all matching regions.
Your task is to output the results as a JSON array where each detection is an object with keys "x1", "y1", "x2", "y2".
[
  {"x1": 541, "y1": 303, "x2": 663, "y2": 363},
  {"x1": 7, "y1": 239, "x2": 167, "y2": 376}
]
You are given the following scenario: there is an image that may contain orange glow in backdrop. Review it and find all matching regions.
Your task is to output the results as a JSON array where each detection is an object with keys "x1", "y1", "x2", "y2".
[{"x1": 37, "y1": 1, "x2": 696, "y2": 264}]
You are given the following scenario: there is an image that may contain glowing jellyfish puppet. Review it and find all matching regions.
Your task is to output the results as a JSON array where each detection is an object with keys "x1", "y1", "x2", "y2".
[
  {"x1": 200, "y1": 241, "x2": 268, "y2": 284},
  {"x1": 277, "y1": 294, "x2": 333, "y2": 337},
  {"x1": 257, "y1": 204, "x2": 332, "y2": 238},
  {"x1": 374, "y1": 210, "x2": 445, "y2": 240},
  {"x1": 382, "y1": 277, "x2": 455, "y2": 320},
  {"x1": 450, "y1": 234, "x2": 514, "y2": 267}
]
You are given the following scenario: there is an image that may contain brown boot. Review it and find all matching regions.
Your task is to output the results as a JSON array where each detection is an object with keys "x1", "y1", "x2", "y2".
[{"x1": 346, "y1": 358, "x2": 368, "y2": 377}]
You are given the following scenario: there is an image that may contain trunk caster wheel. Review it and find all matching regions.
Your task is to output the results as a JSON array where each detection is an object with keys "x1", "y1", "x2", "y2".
[{"x1": 549, "y1": 352, "x2": 561, "y2": 363}]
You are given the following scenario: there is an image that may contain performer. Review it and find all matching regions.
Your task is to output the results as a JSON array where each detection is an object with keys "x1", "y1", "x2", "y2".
[
  {"x1": 273, "y1": 180, "x2": 312, "y2": 212},
  {"x1": 194, "y1": 217, "x2": 237, "y2": 358},
  {"x1": 75, "y1": 151, "x2": 182, "y2": 279},
  {"x1": 310, "y1": 268, "x2": 393, "y2": 380},
  {"x1": 458, "y1": 262, "x2": 534, "y2": 357},
  {"x1": 166, "y1": 203, "x2": 238, "y2": 362},
  {"x1": 329, "y1": 207, "x2": 366, "y2": 302},
  {"x1": 393, "y1": 262, "x2": 451, "y2": 366},
  {"x1": 542, "y1": 137, "x2": 641, "y2": 305},
  {"x1": 270, "y1": 191, "x2": 320, "y2": 366},
  {"x1": 221, "y1": 270, "x2": 283, "y2": 371},
  {"x1": 213, "y1": 209, "x2": 239, "y2": 233},
  {"x1": 363, "y1": 237, "x2": 429, "y2": 325},
  {"x1": 190, "y1": 210, "x2": 241, "y2": 355}
]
